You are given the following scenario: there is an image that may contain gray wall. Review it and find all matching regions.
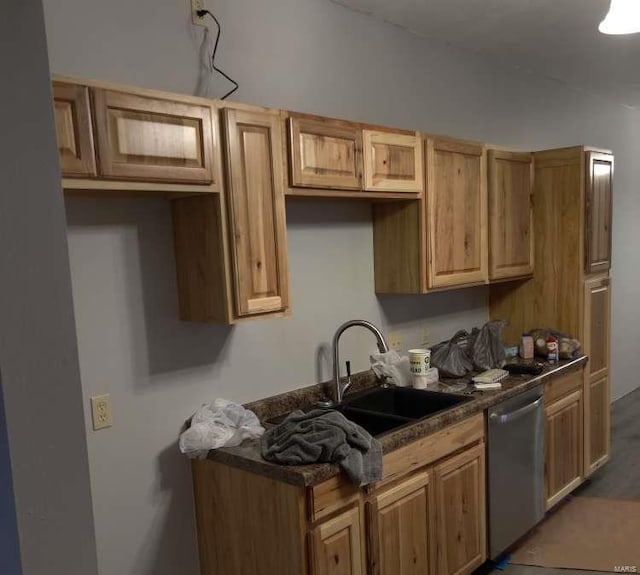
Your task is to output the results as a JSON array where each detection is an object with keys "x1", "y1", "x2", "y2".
[
  {"x1": 43, "y1": 0, "x2": 639, "y2": 573},
  {"x1": 0, "y1": 1, "x2": 98, "y2": 574}
]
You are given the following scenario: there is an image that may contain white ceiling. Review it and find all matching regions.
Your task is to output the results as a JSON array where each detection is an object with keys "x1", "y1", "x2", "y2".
[{"x1": 331, "y1": 0, "x2": 640, "y2": 109}]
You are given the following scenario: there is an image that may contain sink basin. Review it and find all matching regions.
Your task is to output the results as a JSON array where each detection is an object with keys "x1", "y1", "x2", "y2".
[
  {"x1": 264, "y1": 387, "x2": 472, "y2": 438},
  {"x1": 264, "y1": 404, "x2": 412, "y2": 436},
  {"x1": 344, "y1": 386, "x2": 471, "y2": 420}
]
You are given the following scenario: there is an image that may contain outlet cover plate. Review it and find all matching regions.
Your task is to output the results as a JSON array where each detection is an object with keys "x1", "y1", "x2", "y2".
[
  {"x1": 91, "y1": 394, "x2": 113, "y2": 431},
  {"x1": 389, "y1": 331, "x2": 402, "y2": 352},
  {"x1": 191, "y1": 0, "x2": 206, "y2": 26}
]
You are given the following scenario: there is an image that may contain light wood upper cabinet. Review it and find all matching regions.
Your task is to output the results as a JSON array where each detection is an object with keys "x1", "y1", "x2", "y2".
[
  {"x1": 368, "y1": 471, "x2": 435, "y2": 575},
  {"x1": 288, "y1": 114, "x2": 363, "y2": 190},
  {"x1": 583, "y1": 276, "x2": 611, "y2": 476},
  {"x1": 433, "y1": 443, "x2": 486, "y2": 575},
  {"x1": 426, "y1": 138, "x2": 488, "y2": 289},
  {"x1": 363, "y1": 131, "x2": 423, "y2": 193},
  {"x1": 312, "y1": 506, "x2": 364, "y2": 575},
  {"x1": 52, "y1": 82, "x2": 97, "y2": 178},
  {"x1": 488, "y1": 150, "x2": 534, "y2": 281},
  {"x1": 545, "y1": 388, "x2": 583, "y2": 509},
  {"x1": 585, "y1": 152, "x2": 613, "y2": 275},
  {"x1": 172, "y1": 107, "x2": 290, "y2": 324},
  {"x1": 223, "y1": 108, "x2": 289, "y2": 318},
  {"x1": 92, "y1": 89, "x2": 217, "y2": 185}
]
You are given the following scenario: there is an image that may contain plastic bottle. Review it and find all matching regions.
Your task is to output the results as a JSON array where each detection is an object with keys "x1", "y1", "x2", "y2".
[
  {"x1": 546, "y1": 335, "x2": 559, "y2": 362},
  {"x1": 520, "y1": 333, "x2": 534, "y2": 359}
]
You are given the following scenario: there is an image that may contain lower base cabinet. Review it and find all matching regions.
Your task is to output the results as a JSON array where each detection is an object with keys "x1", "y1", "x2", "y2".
[
  {"x1": 586, "y1": 375, "x2": 610, "y2": 474},
  {"x1": 434, "y1": 444, "x2": 486, "y2": 575},
  {"x1": 193, "y1": 414, "x2": 486, "y2": 575},
  {"x1": 368, "y1": 471, "x2": 435, "y2": 575},
  {"x1": 312, "y1": 506, "x2": 365, "y2": 575},
  {"x1": 544, "y1": 373, "x2": 584, "y2": 509}
]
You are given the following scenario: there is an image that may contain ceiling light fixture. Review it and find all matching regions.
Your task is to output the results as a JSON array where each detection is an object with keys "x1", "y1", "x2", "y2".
[{"x1": 599, "y1": 0, "x2": 640, "y2": 34}]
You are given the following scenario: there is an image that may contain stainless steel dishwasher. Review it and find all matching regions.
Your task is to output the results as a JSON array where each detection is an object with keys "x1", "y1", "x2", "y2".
[{"x1": 487, "y1": 384, "x2": 545, "y2": 559}]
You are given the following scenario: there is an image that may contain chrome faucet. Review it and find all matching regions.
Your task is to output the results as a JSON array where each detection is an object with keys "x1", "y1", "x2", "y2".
[{"x1": 332, "y1": 320, "x2": 389, "y2": 404}]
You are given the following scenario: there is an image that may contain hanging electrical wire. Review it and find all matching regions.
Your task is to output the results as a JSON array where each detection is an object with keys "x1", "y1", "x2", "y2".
[{"x1": 197, "y1": 9, "x2": 239, "y2": 100}]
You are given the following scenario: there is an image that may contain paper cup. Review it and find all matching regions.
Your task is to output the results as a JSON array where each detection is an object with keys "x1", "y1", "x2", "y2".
[{"x1": 409, "y1": 348, "x2": 431, "y2": 376}]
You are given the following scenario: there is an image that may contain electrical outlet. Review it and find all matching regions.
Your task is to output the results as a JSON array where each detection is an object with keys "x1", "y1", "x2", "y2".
[
  {"x1": 91, "y1": 394, "x2": 113, "y2": 431},
  {"x1": 389, "y1": 331, "x2": 402, "y2": 352},
  {"x1": 421, "y1": 323, "x2": 431, "y2": 347},
  {"x1": 191, "y1": 0, "x2": 206, "y2": 26}
]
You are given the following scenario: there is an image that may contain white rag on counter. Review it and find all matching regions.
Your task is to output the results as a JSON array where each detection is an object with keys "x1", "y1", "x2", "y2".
[{"x1": 179, "y1": 399, "x2": 264, "y2": 459}]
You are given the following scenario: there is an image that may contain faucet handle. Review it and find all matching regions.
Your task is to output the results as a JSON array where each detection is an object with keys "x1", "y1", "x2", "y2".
[{"x1": 346, "y1": 360, "x2": 351, "y2": 379}]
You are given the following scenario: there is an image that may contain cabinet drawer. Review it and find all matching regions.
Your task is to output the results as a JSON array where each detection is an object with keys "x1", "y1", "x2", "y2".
[
  {"x1": 92, "y1": 89, "x2": 216, "y2": 184},
  {"x1": 310, "y1": 475, "x2": 360, "y2": 523},
  {"x1": 53, "y1": 82, "x2": 97, "y2": 178},
  {"x1": 544, "y1": 368, "x2": 583, "y2": 406}
]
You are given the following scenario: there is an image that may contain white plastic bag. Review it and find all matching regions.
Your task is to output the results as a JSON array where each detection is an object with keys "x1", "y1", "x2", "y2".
[
  {"x1": 370, "y1": 350, "x2": 411, "y2": 387},
  {"x1": 179, "y1": 399, "x2": 264, "y2": 459}
]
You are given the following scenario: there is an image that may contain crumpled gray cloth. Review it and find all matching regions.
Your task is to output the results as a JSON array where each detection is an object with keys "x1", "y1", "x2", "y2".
[{"x1": 261, "y1": 409, "x2": 382, "y2": 486}]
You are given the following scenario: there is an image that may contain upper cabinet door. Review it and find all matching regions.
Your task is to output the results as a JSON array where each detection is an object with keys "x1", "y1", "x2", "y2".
[
  {"x1": 288, "y1": 115, "x2": 363, "y2": 190},
  {"x1": 488, "y1": 150, "x2": 534, "y2": 281},
  {"x1": 92, "y1": 89, "x2": 216, "y2": 185},
  {"x1": 426, "y1": 138, "x2": 488, "y2": 289},
  {"x1": 362, "y1": 130, "x2": 423, "y2": 193},
  {"x1": 52, "y1": 82, "x2": 97, "y2": 178},
  {"x1": 223, "y1": 108, "x2": 290, "y2": 318},
  {"x1": 585, "y1": 152, "x2": 613, "y2": 275}
]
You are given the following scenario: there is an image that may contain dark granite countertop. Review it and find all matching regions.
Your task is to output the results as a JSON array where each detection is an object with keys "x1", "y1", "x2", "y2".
[{"x1": 205, "y1": 356, "x2": 587, "y2": 487}]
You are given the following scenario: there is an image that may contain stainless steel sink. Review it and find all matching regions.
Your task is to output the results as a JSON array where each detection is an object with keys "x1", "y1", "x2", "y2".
[{"x1": 265, "y1": 386, "x2": 472, "y2": 437}]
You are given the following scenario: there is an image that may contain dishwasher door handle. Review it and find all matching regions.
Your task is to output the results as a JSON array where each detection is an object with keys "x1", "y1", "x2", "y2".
[{"x1": 489, "y1": 396, "x2": 543, "y2": 424}]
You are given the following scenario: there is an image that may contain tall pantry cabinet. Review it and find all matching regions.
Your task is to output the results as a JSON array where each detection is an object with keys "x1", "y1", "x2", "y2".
[{"x1": 490, "y1": 146, "x2": 613, "y2": 479}]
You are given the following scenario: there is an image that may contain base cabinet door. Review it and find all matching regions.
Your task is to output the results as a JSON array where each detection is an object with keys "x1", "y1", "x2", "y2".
[
  {"x1": 311, "y1": 506, "x2": 364, "y2": 575},
  {"x1": 433, "y1": 444, "x2": 486, "y2": 575},
  {"x1": 586, "y1": 375, "x2": 610, "y2": 474},
  {"x1": 583, "y1": 275, "x2": 611, "y2": 476},
  {"x1": 368, "y1": 471, "x2": 435, "y2": 575},
  {"x1": 545, "y1": 389, "x2": 583, "y2": 509}
]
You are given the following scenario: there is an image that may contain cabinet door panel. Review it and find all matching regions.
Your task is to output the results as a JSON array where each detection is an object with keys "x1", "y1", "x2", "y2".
[
  {"x1": 369, "y1": 471, "x2": 435, "y2": 575},
  {"x1": 585, "y1": 152, "x2": 613, "y2": 274},
  {"x1": 224, "y1": 108, "x2": 289, "y2": 317},
  {"x1": 587, "y1": 375, "x2": 610, "y2": 473},
  {"x1": 584, "y1": 276, "x2": 611, "y2": 379},
  {"x1": 545, "y1": 390, "x2": 583, "y2": 509},
  {"x1": 427, "y1": 139, "x2": 487, "y2": 288},
  {"x1": 434, "y1": 443, "x2": 486, "y2": 575},
  {"x1": 53, "y1": 82, "x2": 97, "y2": 177},
  {"x1": 93, "y1": 89, "x2": 216, "y2": 184},
  {"x1": 289, "y1": 115, "x2": 362, "y2": 190},
  {"x1": 363, "y1": 131, "x2": 423, "y2": 193},
  {"x1": 488, "y1": 150, "x2": 534, "y2": 280},
  {"x1": 312, "y1": 506, "x2": 364, "y2": 575}
]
